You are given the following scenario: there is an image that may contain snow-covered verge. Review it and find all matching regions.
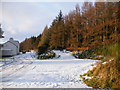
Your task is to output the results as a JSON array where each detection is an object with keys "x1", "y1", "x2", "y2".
[{"x1": 0, "y1": 50, "x2": 98, "y2": 88}]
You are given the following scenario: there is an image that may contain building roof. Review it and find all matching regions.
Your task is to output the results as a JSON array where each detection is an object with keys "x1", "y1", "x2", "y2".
[
  {"x1": 4, "y1": 41, "x2": 19, "y2": 49},
  {"x1": 0, "y1": 38, "x2": 19, "y2": 49}
]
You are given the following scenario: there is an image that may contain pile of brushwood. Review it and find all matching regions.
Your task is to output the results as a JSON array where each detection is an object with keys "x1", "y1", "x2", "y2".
[
  {"x1": 72, "y1": 48, "x2": 96, "y2": 59},
  {"x1": 37, "y1": 50, "x2": 56, "y2": 59}
]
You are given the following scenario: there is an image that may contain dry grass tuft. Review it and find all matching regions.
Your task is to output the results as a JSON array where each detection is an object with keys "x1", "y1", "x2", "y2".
[{"x1": 81, "y1": 42, "x2": 120, "y2": 88}]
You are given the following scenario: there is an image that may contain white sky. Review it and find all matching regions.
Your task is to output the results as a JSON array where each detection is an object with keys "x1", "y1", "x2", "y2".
[{"x1": 0, "y1": 2, "x2": 84, "y2": 43}]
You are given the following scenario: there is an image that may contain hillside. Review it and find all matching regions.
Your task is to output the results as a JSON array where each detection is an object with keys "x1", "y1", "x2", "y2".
[
  {"x1": 20, "y1": 34, "x2": 41, "y2": 52},
  {"x1": 81, "y1": 42, "x2": 120, "y2": 88},
  {"x1": 20, "y1": 2, "x2": 119, "y2": 52}
]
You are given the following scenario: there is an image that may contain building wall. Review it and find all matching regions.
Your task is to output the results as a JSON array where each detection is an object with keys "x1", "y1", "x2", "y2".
[
  {"x1": 9, "y1": 38, "x2": 19, "y2": 54},
  {"x1": 0, "y1": 38, "x2": 19, "y2": 56},
  {"x1": 3, "y1": 42, "x2": 17, "y2": 55},
  {"x1": 14, "y1": 41, "x2": 19, "y2": 54},
  {"x1": 1, "y1": 49, "x2": 13, "y2": 56}
]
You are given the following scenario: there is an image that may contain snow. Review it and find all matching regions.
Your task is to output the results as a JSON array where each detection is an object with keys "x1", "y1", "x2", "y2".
[
  {"x1": 0, "y1": 50, "x2": 98, "y2": 88},
  {"x1": 102, "y1": 59, "x2": 113, "y2": 65},
  {"x1": 82, "y1": 76, "x2": 93, "y2": 79}
]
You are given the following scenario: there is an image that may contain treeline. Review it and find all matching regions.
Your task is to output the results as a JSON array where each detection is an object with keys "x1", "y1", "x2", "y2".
[
  {"x1": 20, "y1": 34, "x2": 41, "y2": 52},
  {"x1": 20, "y1": 1, "x2": 120, "y2": 52}
]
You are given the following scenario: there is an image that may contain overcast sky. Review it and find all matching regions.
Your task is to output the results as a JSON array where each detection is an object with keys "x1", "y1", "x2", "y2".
[{"x1": 0, "y1": 1, "x2": 84, "y2": 43}]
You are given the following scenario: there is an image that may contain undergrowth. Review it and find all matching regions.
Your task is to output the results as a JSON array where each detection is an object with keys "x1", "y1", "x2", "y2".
[{"x1": 81, "y1": 42, "x2": 120, "y2": 88}]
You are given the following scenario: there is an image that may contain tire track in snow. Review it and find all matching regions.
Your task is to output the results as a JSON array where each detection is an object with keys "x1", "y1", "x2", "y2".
[
  {"x1": 1, "y1": 51, "x2": 98, "y2": 88},
  {"x1": 2, "y1": 61, "x2": 33, "y2": 82},
  {"x1": 1, "y1": 55, "x2": 35, "y2": 82}
]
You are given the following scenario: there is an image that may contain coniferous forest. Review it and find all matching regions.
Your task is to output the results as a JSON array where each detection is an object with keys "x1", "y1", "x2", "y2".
[
  {"x1": 20, "y1": 2, "x2": 119, "y2": 52},
  {"x1": 20, "y1": 1, "x2": 120, "y2": 88}
]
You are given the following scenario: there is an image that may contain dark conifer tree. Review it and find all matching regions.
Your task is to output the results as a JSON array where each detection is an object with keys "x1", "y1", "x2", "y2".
[{"x1": 0, "y1": 24, "x2": 4, "y2": 38}]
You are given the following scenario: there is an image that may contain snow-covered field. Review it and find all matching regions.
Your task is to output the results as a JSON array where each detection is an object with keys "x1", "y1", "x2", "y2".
[{"x1": 0, "y1": 50, "x2": 98, "y2": 88}]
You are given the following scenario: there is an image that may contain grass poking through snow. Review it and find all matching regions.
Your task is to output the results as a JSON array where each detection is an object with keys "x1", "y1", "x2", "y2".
[{"x1": 80, "y1": 42, "x2": 120, "y2": 88}]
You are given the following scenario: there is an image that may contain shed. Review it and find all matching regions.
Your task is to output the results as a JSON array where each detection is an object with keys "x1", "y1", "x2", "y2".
[{"x1": 0, "y1": 38, "x2": 19, "y2": 57}]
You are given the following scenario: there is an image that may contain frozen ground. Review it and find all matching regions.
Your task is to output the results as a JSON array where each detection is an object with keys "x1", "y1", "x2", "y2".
[{"x1": 0, "y1": 50, "x2": 98, "y2": 88}]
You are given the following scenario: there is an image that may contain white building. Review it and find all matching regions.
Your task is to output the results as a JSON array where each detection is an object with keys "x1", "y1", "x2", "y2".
[{"x1": 0, "y1": 38, "x2": 19, "y2": 57}]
